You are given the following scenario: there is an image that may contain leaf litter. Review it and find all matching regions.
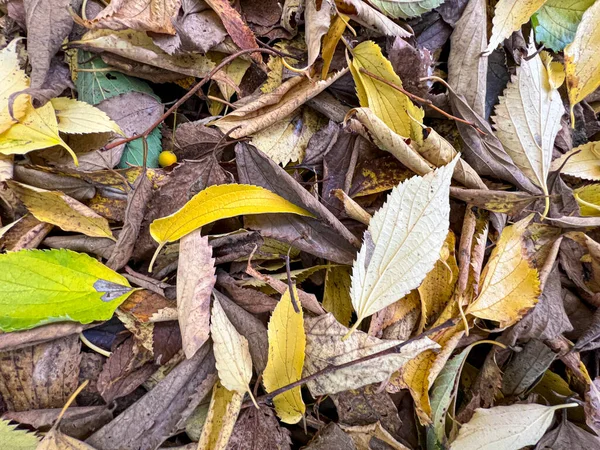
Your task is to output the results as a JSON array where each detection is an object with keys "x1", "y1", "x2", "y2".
[{"x1": 1, "y1": 0, "x2": 600, "y2": 449}]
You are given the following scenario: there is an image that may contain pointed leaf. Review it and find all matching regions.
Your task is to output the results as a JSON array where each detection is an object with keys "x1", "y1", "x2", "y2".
[
  {"x1": 0, "y1": 40, "x2": 29, "y2": 134},
  {"x1": 0, "y1": 249, "x2": 134, "y2": 331},
  {"x1": 211, "y1": 298, "x2": 253, "y2": 397},
  {"x1": 533, "y1": 0, "x2": 595, "y2": 51},
  {"x1": 0, "y1": 419, "x2": 39, "y2": 450},
  {"x1": 369, "y1": 0, "x2": 444, "y2": 19},
  {"x1": 349, "y1": 157, "x2": 458, "y2": 330},
  {"x1": 263, "y1": 286, "x2": 306, "y2": 424},
  {"x1": 449, "y1": 403, "x2": 577, "y2": 450},
  {"x1": 565, "y1": 1, "x2": 600, "y2": 117},
  {"x1": 466, "y1": 216, "x2": 541, "y2": 327},
  {"x1": 51, "y1": 97, "x2": 122, "y2": 135},
  {"x1": 551, "y1": 141, "x2": 600, "y2": 181},
  {"x1": 198, "y1": 382, "x2": 244, "y2": 450},
  {"x1": 323, "y1": 266, "x2": 353, "y2": 327}
]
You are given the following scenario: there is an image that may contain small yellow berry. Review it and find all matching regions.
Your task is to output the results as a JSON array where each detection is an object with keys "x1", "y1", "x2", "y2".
[{"x1": 158, "y1": 150, "x2": 177, "y2": 167}]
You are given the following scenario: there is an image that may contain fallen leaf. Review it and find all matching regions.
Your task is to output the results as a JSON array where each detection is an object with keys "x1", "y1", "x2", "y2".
[
  {"x1": 0, "y1": 418, "x2": 39, "y2": 449},
  {"x1": 466, "y1": 216, "x2": 541, "y2": 327},
  {"x1": 551, "y1": 141, "x2": 600, "y2": 180},
  {"x1": 0, "y1": 40, "x2": 29, "y2": 133},
  {"x1": 0, "y1": 249, "x2": 134, "y2": 332},
  {"x1": 338, "y1": 0, "x2": 412, "y2": 38},
  {"x1": 564, "y1": 1, "x2": 600, "y2": 119},
  {"x1": 197, "y1": 382, "x2": 243, "y2": 450},
  {"x1": 8, "y1": 181, "x2": 114, "y2": 240},
  {"x1": 323, "y1": 266, "x2": 354, "y2": 327},
  {"x1": 263, "y1": 286, "x2": 306, "y2": 424},
  {"x1": 177, "y1": 231, "x2": 215, "y2": 359},
  {"x1": 304, "y1": 423, "x2": 356, "y2": 450},
  {"x1": 149, "y1": 183, "x2": 313, "y2": 269},
  {"x1": 484, "y1": 0, "x2": 547, "y2": 55},
  {"x1": 349, "y1": 41, "x2": 424, "y2": 143},
  {"x1": 340, "y1": 421, "x2": 411, "y2": 450},
  {"x1": 303, "y1": 313, "x2": 439, "y2": 396},
  {"x1": 533, "y1": 0, "x2": 595, "y2": 51},
  {"x1": 449, "y1": 403, "x2": 577, "y2": 450},
  {"x1": 50, "y1": 97, "x2": 122, "y2": 136},
  {"x1": 368, "y1": 0, "x2": 444, "y2": 19},
  {"x1": 349, "y1": 157, "x2": 458, "y2": 332},
  {"x1": 537, "y1": 416, "x2": 600, "y2": 449},
  {"x1": 574, "y1": 184, "x2": 600, "y2": 216},
  {"x1": 492, "y1": 40, "x2": 564, "y2": 216},
  {"x1": 37, "y1": 428, "x2": 98, "y2": 450},
  {"x1": 211, "y1": 297, "x2": 254, "y2": 401}
]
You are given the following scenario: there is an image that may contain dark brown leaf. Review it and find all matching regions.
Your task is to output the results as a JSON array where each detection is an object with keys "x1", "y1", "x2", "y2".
[
  {"x1": 226, "y1": 406, "x2": 292, "y2": 450},
  {"x1": 303, "y1": 423, "x2": 356, "y2": 450}
]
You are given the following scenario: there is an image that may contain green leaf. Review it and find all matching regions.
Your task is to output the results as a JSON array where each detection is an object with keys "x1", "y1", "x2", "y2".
[
  {"x1": 0, "y1": 419, "x2": 39, "y2": 450},
  {"x1": 75, "y1": 50, "x2": 162, "y2": 168},
  {"x1": 369, "y1": 0, "x2": 445, "y2": 19},
  {"x1": 532, "y1": 0, "x2": 595, "y2": 51},
  {"x1": 0, "y1": 249, "x2": 135, "y2": 332}
]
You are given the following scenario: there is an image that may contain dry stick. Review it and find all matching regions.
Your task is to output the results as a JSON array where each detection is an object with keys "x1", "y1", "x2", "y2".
[
  {"x1": 103, "y1": 48, "x2": 280, "y2": 151},
  {"x1": 357, "y1": 68, "x2": 486, "y2": 135},
  {"x1": 242, "y1": 318, "x2": 458, "y2": 409}
]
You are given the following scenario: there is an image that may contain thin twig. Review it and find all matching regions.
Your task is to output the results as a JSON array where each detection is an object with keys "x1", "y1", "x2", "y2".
[
  {"x1": 242, "y1": 318, "x2": 458, "y2": 408},
  {"x1": 285, "y1": 247, "x2": 300, "y2": 313},
  {"x1": 358, "y1": 68, "x2": 486, "y2": 135},
  {"x1": 104, "y1": 48, "x2": 279, "y2": 151}
]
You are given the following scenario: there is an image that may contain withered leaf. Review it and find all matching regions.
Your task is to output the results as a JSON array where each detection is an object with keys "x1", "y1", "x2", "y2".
[
  {"x1": 226, "y1": 407, "x2": 292, "y2": 450},
  {"x1": 85, "y1": 0, "x2": 181, "y2": 34}
]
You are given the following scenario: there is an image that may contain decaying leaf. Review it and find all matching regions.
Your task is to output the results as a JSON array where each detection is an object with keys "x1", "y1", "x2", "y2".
[
  {"x1": 263, "y1": 286, "x2": 306, "y2": 424},
  {"x1": 197, "y1": 382, "x2": 244, "y2": 450},
  {"x1": 349, "y1": 157, "x2": 458, "y2": 332}
]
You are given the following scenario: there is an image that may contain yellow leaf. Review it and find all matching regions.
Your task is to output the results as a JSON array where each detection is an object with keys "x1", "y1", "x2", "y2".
[
  {"x1": 321, "y1": 14, "x2": 348, "y2": 79},
  {"x1": 197, "y1": 382, "x2": 243, "y2": 450},
  {"x1": 0, "y1": 40, "x2": 29, "y2": 134},
  {"x1": 8, "y1": 181, "x2": 114, "y2": 240},
  {"x1": 263, "y1": 286, "x2": 306, "y2": 424},
  {"x1": 417, "y1": 231, "x2": 459, "y2": 333},
  {"x1": 0, "y1": 102, "x2": 78, "y2": 165},
  {"x1": 551, "y1": 141, "x2": 600, "y2": 180},
  {"x1": 149, "y1": 184, "x2": 313, "y2": 271},
  {"x1": 484, "y1": 0, "x2": 547, "y2": 55},
  {"x1": 349, "y1": 41, "x2": 424, "y2": 143},
  {"x1": 323, "y1": 265, "x2": 353, "y2": 327},
  {"x1": 211, "y1": 298, "x2": 255, "y2": 403},
  {"x1": 465, "y1": 216, "x2": 541, "y2": 327},
  {"x1": 574, "y1": 184, "x2": 600, "y2": 216},
  {"x1": 50, "y1": 97, "x2": 123, "y2": 135},
  {"x1": 565, "y1": 1, "x2": 600, "y2": 121}
]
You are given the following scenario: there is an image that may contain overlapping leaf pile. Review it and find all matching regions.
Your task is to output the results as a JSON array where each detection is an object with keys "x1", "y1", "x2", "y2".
[{"x1": 1, "y1": 0, "x2": 600, "y2": 449}]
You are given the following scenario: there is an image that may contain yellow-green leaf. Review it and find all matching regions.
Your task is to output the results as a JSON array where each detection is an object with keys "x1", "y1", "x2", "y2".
[
  {"x1": 465, "y1": 216, "x2": 541, "y2": 327},
  {"x1": 0, "y1": 102, "x2": 78, "y2": 165},
  {"x1": 0, "y1": 249, "x2": 134, "y2": 331},
  {"x1": 263, "y1": 286, "x2": 306, "y2": 424},
  {"x1": 575, "y1": 184, "x2": 600, "y2": 216},
  {"x1": 197, "y1": 382, "x2": 243, "y2": 450},
  {"x1": 149, "y1": 184, "x2": 314, "y2": 270},
  {"x1": 349, "y1": 41, "x2": 424, "y2": 143},
  {"x1": 484, "y1": 0, "x2": 547, "y2": 55},
  {"x1": 323, "y1": 265, "x2": 353, "y2": 327},
  {"x1": 50, "y1": 97, "x2": 123, "y2": 135},
  {"x1": 9, "y1": 181, "x2": 114, "y2": 240},
  {"x1": 0, "y1": 40, "x2": 29, "y2": 134},
  {"x1": 565, "y1": 1, "x2": 600, "y2": 120},
  {"x1": 0, "y1": 418, "x2": 39, "y2": 450},
  {"x1": 551, "y1": 141, "x2": 600, "y2": 180}
]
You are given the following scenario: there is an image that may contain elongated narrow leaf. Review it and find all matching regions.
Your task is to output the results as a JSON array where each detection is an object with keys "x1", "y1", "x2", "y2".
[
  {"x1": 9, "y1": 181, "x2": 114, "y2": 240},
  {"x1": 350, "y1": 41, "x2": 424, "y2": 143},
  {"x1": 149, "y1": 184, "x2": 313, "y2": 270},
  {"x1": 263, "y1": 286, "x2": 306, "y2": 424},
  {"x1": 369, "y1": 0, "x2": 444, "y2": 19},
  {"x1": 466, "y1": 216, "x2": 541, "y2": 327},
  {"x1": 197, "y1": 382, "x2": 243, "y2": 450},
  {"x1": 492, "y1": 42, "x2": 564, "y2": 216},
  {"x1": 349, "y1": 157, "x2": 458, "y2": 331},
  {"x1": 484, "y1": 0, "x2": 547, "y2": 55},
  {"x1": 50, "y1": 97, "x2": 122, "y2": 135},
  {"x1": 565, "y1": 1, "x2": 600, "y2": 117},
  {"x1": 449, "y1": 403, "x2": 577, "y2": 450},
  {"x1": 0, "y1": 249, "x2": 134, "y2": 331},
  {"x1": 211, "y1": 298, "x2": 253, "y2": 398}
]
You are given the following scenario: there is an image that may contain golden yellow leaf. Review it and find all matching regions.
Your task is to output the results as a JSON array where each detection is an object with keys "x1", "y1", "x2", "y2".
[
  {"x1": 0, "y1": 40, "x2": 29, "y2": 134},
  {"x1": 8, "y1": 181, "x2": 114, "y2": 240},
  {"x1": 149, "y1": 184, "x2": 313, "y2": 271},
  {"x1": 565, "y1": 1, "x2": 600, "y2": 120},
  {"x1": 349, "y1": 41, "x2": 425, "y2": 143},
  {"x1": 211, "y1": 298, "x2": 254, "y2": 402},
  {"x1": 465, "y1": 216, "x2": 541, "y2": 327},
  {"x1": 50, "y1": 98, "x2": 122, "y2": 136},
  {"x1": 321, "y1": 14, "x2": 348, "y2": 79},
  {"x1": 574, "y1": 184, "x2": 600, "y2": 216},
  {"x1": 484, "y1": 0, "x2": 547, "y2": 55},
  {"x1": 197, "y1": 382, "x2": 244, "y2": 450},
  {"x1": 323, "y1": 265, "x2": 353, "y2": 327},
  {"x1": 0, "y1": 102, "x2": 78, "y2": 165},
  {"x1": 551, "y1": 141, "x2": 600, "y2": 180},
  {"x1": 417, "y1": 232, "x2": 459, "y2": 333},
  {"x1": 263, "y1": 286, "x2": 306, "y2": 424}
]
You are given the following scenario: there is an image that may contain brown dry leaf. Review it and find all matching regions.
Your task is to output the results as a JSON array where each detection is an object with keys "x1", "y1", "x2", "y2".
[
  {"x1": 226, "y1": 403, "x2": 292, "y2": 450},
  {"x1": 303, "y1": 313, "x2": 439, "y2": 396},
  {"x1": 339, "y1": 422, "x2": 410, "y2": 450},
  {"x1": 177, "y1": 231, "x2": 216, "y2": 359},
  {"x1": 1, "y1": 215, "x2": 54, "y2": 251},
  {"x1": 8, "y1": 181, "x2": 114, "y2": 240},
  {"x1": 83, "y1": 0, "x2": 181, "y2": 34},
  {"x1": 37, "y1": 428, "x2": 98, "y2": 450},
  {"x1": 368, "y1": 290, "x2": 421, "y2": 340},
  {"x1": 466, "y1": 215, "x2": 541, "y2": 327}
]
